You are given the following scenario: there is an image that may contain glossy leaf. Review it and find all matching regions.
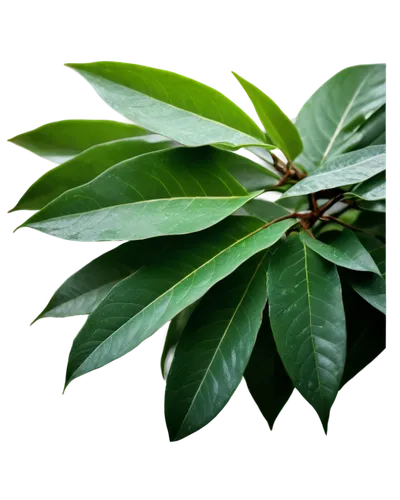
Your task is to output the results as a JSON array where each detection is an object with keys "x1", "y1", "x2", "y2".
[
  {"x1": 301, "y1": 229, "x2": 381, "y2": 274},
  {"x1": 268, "y1": 233, "x2": 346, "y2": 431},
  {"x1": 343, "y1": 234, "x2": 386, "y2": 314},
  {"x1": 283, "y1": 146, "x2": 386, "y2": 198},
  {"x1": 66, "y1": 62, "x2": 271, "y2": 149},
  {"x1": 165, "y1": 251, "x2": 269, "y2": 441},
  {"x1": 347, "y1": 105, "x2": 386, "y2": 151},
  {"x1": 161, "y1": 303, "x2": 198, "y2": 379},
  {"x1": 20, "y1": 148, "x2": 263, "y2": 241},
  {"x1": 244, "y1": 310, "x2": 293, "y2": 429},
  {"x1": 8, "y1": 119, "x2": 151, "y2": 163},
  {"x1": 235, "y1": 198, "x2": 290, "y2": 222},
  {"x1": 233, "y1": 72, "x2": 303, "y2": 160},
  {"x1": 10, "y1": 136, "x2": 178, "y2": 211},
  {"x1": 64, "y1": 216, "x2": 296, "y2": 388},
  {"x1": 295, "y1": 64, "x2": 386, "y2": 172},
  {"x1": 341, "y1": 287, "x2": 385, "y2": 387},
  {"x1": 347, "y1": 171, "x2": 386, "y2": 202},
  {"x1": 34, "y1": 240, "x2": 160, "y2": 321}
]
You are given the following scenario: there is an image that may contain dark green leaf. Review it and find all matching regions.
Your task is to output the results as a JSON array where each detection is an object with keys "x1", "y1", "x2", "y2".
[
  {"x1": 244, "y1": 310, "x2": 293, "y2": 429},
  {"x1": 20, "y1": 148, "x2": 263, "y2": 241},
  {"x1": 283, "y1": 146, "x2": 385, "y2": 198},
  {"x1": 341, "y1": 286, "x2": 385, "y2": 387},
  {"x1": 34, "y1": 240, "x2": 159, "y2": 322},
  {"x1": 268, "y1": 233, "x2": 346, "y2": 431},
  {"x1": 357, "y1": 200, "x2": 386, "y2": 213},
  {"x1": 295, "y1": 64, "x2": 385, "y2": 172},
  {"x1": 64, "y1": 216, "x2": 296, "y2": 389},
  {"x1": 301, "y1": 229, "x2": 381, "y2": 274},
  {"x1": 233, "y1": 72, "x2": 303, "y2": 160},
  {"x1": 165, "y1": 251, "x2": 269, "y2": 441},
  {"x1": 66, "y1": 62, "x2": 271, "y2": 149},
  {"x1": 161, "y1": 303, "x2": 198, "y2": 379},
  {"x1": 10, "y1": 137, "x2": 177, "y2": 212},
  {"x1": 8, "y1": 119, "x2": 151, "y2": 163}
]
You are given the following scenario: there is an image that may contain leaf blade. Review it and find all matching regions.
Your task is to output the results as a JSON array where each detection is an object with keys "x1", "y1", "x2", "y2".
[
  {"x1": 66, "y1": 62, "x2": 271, "y2": 148},
  {"x1": 283, "y1": 146, "x2": 385, "y2": 198},
  {"x1": 268, "y1": 234, "x2": 346, "y2": 430},
  {"x1": 20, "y1": 148, "x2": 265, "y2": 241},
  {"x1": 244, "y1": 310, "x2": 293, "y2": 429},
  {"x1": 165, "y1": 251, "x2": 269, "y2": 441},
  {"x1": 34, "y1": 239, "x2": 160, "y2": 322},
  {"x1": 64, "y1": 216, "x2": 296, "y2": 388},
  {"x1": 8, "y1": 119, "x2": 152, "y2": 163},
  {"x1": 10, "y1": 136, "x2": 178, "y2": 211},
  {"x1": 301, "y1": 229, "x2": 381, "y2": 275},
  {"x1": 233, "y1": 72, "x2": 303, "y2": 160},
  {"x1": 295, "y1": 64, "x2": 386, "y2": 172}
]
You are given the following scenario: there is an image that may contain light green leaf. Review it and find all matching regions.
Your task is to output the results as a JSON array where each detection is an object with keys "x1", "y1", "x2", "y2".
[
  {"x1": 233, "y1": 72, "x2": 303, "y2": 160},
  {"x1": 66, "y1": 62, "x2": 271, "y2": 149},
  {"x1": 346, "y1": 105, "x2": 386, "y2": 151},
  {"x1": 301, "y1": 229, "x2": 381, "y2": 275},
  {"x1": 64, "y1": 216, "x2": 296, "y2": 388},
  {"x1": 341, "y1": 286, "x2": 385, "y2": 387},
  {"x1": 295, "y1": 64, "x2": 385, "y2": 172},
  {"x1": 165, "y1": 251, "x2": 269, "y2": 441},
  {"x1": 235, "y1": 198, "x2": 290, "y2": 222},
  {"x1": 10, "y1": 136, "x2": 178, "y2": 212},
  {"x1": 268, "y1": 233, "x2": 346, "y2": 431},
  {"x1": 244, "y1": 310, "x2": 293, "y2": 429},
  {"x1": 161, "y1": 304, "x2": 198, "y2": 379},
  {"x1": 34, "y1": 240, "x2": 159, "y2": 322},
  {"x1": 346, "y1": 171, "x2": 386, "y2": 202},
  {"x1": 282, "y1": 146, "x2": 385, "y2": 198},
  {"x1": 20, "y1": 147, "x2": 265, "y2": 241},
  {"x1": 8, "y1": 119, "x2": 151, "y2": 163}
]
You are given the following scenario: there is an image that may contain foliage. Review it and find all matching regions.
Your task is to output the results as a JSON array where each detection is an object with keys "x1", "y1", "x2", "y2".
[{"x1": 9, "y1": 62, "x2": 386, "y2": 440}]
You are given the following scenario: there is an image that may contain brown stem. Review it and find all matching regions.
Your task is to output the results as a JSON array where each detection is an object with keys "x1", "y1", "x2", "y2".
[
  {"x1": 270, "y1": 152, "x2": 288, "y2": 175},
  {"x1": 319, "y1": 215, "x2": 374, "y2": 235},
  {"x1": 261, "y1": 213, "x2": 300, "y2": 229},
  {"x1": 318, "y1": 194, "x2": 344, "y2": 215}
]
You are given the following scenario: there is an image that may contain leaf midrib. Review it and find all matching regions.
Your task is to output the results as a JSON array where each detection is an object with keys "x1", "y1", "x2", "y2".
[{"x1": 174, "y1": 251, "x2": 268, "y2": 439}]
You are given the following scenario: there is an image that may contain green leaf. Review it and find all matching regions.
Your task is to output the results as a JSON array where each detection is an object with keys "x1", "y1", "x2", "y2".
[
  {"x1": 8, "y1": 119, "x2": 151, "y2": 163},
  {"x1": 346, "y1": 105, "x2": 386, "y2": 151},
  {"x1": 346, "y1": 171, "x2": 386, "y2": 202},
  {"x1": 301, "y1": 229, "x2": 381, "y2": 275},
  {"x1": 64, "y1": 216, "x2": 296, "y2": 389},
  {"x1": 357, "y1": 200, "x2": 386, "y2": 213},
  {"x1": 34, "y1": 240, "x2": 159, "y2": 322},
  {"x1": 347, "y1": 273, "x2": 386, "y2": 314},
  {"x1": 244, "y1": 310, "x2": 293, "y2": 429},
  {"x1": 165, "y1": 251, "x2": 269, "y2": 441},
  {"x1": 232, "y1": 72, "x2": 303, "y2": 160},
  {"x1": 343, "y1": 234, "x2": 386, "y2": 314},
  {"x1": 295, "y1": 64, "x2": 386, "y2": 172},
  {"x1": 10, "y1": 136, "x2": 178, "y2": 212},
  {"x1": 66, "y1": 62, "x2": 271, "y2": 149},
  {"x1": 20, "y1": 147, "x2": 264, "y2": 241},
  {"x1": 283, "y1": 146, "x2": 385, "y2": 198},
  {"x1": 161, "y1": 303, "x2": 198, "y2": 379},
  {"x1": 235, "y1": 198, "x2": 290, "y2": 222},
  {"x1": 341, "y1": 287, "x2": 385, "y2": 387},
  {"x1": 357, "y1": 234, "x2": 385, "y2": 276},
  {"x1": 268, "y1": 233, "x2": 346, "y2": 431}
]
